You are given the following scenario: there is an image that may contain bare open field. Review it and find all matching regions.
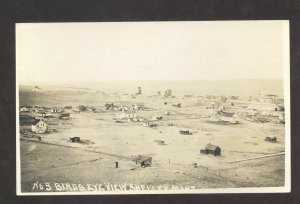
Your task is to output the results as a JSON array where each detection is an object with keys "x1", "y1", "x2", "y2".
[{"x1": 18, "y1": 81, "x2": 285, "y2": 193}]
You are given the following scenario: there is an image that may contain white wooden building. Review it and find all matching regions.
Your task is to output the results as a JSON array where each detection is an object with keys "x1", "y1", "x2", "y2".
[
  {"x1": 115, "y1": 111, "x2": 137, "y2": 119},
  {"x1": 31, "y1": 121, "x2": 48, "y2": 134}
]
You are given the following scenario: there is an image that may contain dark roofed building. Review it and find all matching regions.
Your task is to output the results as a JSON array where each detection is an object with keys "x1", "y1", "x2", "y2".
[
  {"x1": 19, "y1": 115, "x2": 39, "y2": 126},
  {"x1": 179, "y1": 130, "x2": 192, "y2": 135},
  {"x1": 60, "y1": 113, "x2": 70, "y2": 119},
  {"x1": 200, "y1": 143, "x2": 221, "y2": 156},
  {"x1": 132, "y1": 155, "x2": 152, "y2": 167}
]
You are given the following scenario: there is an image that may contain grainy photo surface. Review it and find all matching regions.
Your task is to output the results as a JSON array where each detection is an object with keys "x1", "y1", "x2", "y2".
[{"x1": 16, "y1": 21, "x2": 290, "y2": 195}]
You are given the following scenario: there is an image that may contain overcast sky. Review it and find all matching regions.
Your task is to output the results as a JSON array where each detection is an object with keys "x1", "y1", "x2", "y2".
[{"x1": 16, "y1": 21, "x2": 289, "y2": 84}]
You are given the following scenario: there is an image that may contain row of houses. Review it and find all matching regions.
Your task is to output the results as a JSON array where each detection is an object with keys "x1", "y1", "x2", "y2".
[
  {"x1": 22, "y1": 113, "x2": 70, "y2": 134},
  {"x1": 247, "y1": 102, "x2": 284, "y2": 111},
  {"x1": 105, "y1": 103, "x2": 145, "y2": 111},
  {"x1": 20, "y1": 106, "x2": 64, "y2": 113},
  {"x1": 20, "y1": 104, "x2": 99, "y2": 114}
]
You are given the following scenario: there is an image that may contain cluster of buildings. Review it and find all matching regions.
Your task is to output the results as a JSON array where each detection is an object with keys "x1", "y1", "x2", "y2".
[
  {"x1": 205, "y1": 93, "x2": 285, "y2": 125},
  {"x1": 105, "y1": 103, "x2": 145, "y2": 111},
  {"x1": 19, "y1": 105, "x2": 74, "y2": 134}
]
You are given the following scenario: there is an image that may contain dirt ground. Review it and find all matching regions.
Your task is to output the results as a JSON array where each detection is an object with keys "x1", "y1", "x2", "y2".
[{"x1": 19, "y1": 87, "x2": 286, "y2": 193}]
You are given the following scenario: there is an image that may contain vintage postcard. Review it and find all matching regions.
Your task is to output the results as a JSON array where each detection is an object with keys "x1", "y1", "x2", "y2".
[{"x1": 16, "y1": 21, "x2": 290, "y2": 195}]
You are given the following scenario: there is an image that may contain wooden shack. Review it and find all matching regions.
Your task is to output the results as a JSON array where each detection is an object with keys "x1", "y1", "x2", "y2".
[
  {"x1": 265, "y1": 137, "x2": 277, "y2": 143},
  {"x1": 179, "y1": 130, "x2": 192, "y2": 135},
  {"x1": 60, "y1": 113, "x2": 70, "y2": 119},
  {"x1": 200, "y1": 143, "x2": 221, "y2": 156},
  {"x1": 132, "y1": 155, "x2": 152, "y2": 167},
  {"x1": 70, "y1": 137, "x2": 80, "y2": 143}
]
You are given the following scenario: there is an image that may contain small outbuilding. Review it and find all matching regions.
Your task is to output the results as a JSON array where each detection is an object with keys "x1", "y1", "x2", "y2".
[
  {"x1": 172, "y1": 103, "x2": 181, "y2": 108},
  {"x1": 70, "y1": 137, "x2": 80, "y2": 143},
  {"x1": 154, "y1": 140, "x2": 166, "y2": 145},
  {"x1": 179, "y1": 130, "x2": 192, "y2": 135},
  {"x1": 143, "y1": 121, "x2": 158, "y2": 127},
  {"x1": 265, "y1": 137, "x2": 277, "y2": 143},
  {"x1": 60, "y1": 113, "x2": 70, "y2": 119},
  {"x1": 132, "y1": 155, "x2": 152, "y2": 167},
  {"x1": 200, "y1": 143, "x2": 221, "y2": 156},
  {"x1": 20, "y1": 106, "x2": 30, "y2": 112}
]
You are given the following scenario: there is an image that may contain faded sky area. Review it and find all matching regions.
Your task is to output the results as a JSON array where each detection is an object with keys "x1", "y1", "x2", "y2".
[{"x1": 16, "y1": 21, "x2": 289, "y2": 84}]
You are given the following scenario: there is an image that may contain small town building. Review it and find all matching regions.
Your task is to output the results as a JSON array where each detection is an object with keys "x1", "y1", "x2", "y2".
[
  {"x1": 77, "y1": 105, "x2": 87, "y2": 112},
  {"x1": 60, "y1": 113, "x2": 70, "y2": 119},
  {"x1": 200, "y1": 143, "x2": 221, "y2": 156},
  {"x1": 70, "y1": 137, "x2": 80, "y2": 143},
  {"x1": 105, "y1": 103, "x2": 114, "y2": 110},
  {"x1": 31, "y1": 121, "x2": 48, "y2": 134},
  {"x1": 38, "y1": 112, "x2": 51, "y2": 117},
  {"x1": 179, "y1": 130, "x2": 192, "y2": 135},
  {"x1": 154, "y1": 140, "x2": 166, "y2": 145},
  {"x1": 265, "y1": 137, "x2": 277, "y2": 143},
  {"x1": 51, "y1": 108, "x2": 63, "y2": 113},
  {"x1": 132, "y1": 155, "x2": 152, "y2": 167},
  {"x1": 20, "y1": 106, "x2": 30, "y2": 112},
  {"x1": 143, "y1": 121, "x2": 158, "y2": 127},
  {"x1": 115, "y1": 111, "x2": 137, "y2": 119},
  {"x1": 230, "y1": 96, "x2": 239, "y2": 100},
  {"x1": 248, "y1": 102, "x2": 279, "y2": 111},
  {"x1": 172, "y1": 103, "x2": 181, "y2": 108},
  {"x1": 220, "y1": 112, "x2": 238, "y2": 124}
]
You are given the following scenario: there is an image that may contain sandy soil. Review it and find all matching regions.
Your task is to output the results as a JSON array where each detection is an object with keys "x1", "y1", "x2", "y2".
[
  {"x1": 19, "y1": 87, "x2": 285, "y2": 193},
  {"x1": 20, "y1": 111, "x2": 285, "y2": 192}
]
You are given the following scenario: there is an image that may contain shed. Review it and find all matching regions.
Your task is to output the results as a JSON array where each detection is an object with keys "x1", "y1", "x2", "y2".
[
  {"x1": 265, "y1": 137, "x2": 277, "y2": 143},
  {"x1": 70, "y1": 137, "x2": 80, "y2": 143},
  {"x1": 172, "y1": 103, "x2": 181, "y2": 108},
  {"x1": 60, "y1": 113, "x2": 70, "y2": 119},
  {"x1": 200, "y1": 143, "x2": 221, "y2": 156},
  {"x1": 132, "y1": 155, "x2": 152, "y2": 167},
  {"x1": 179, "y1": 130, "x2": 192, "y2": 135},
  {"x1": 154, "y1": 140, "x2": 166, "y2": 145}
]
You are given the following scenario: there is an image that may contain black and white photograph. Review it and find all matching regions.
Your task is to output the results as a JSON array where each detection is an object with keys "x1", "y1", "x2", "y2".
[{"x1": 16, "y1": 21, "x2": 290, "y2": 195}]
